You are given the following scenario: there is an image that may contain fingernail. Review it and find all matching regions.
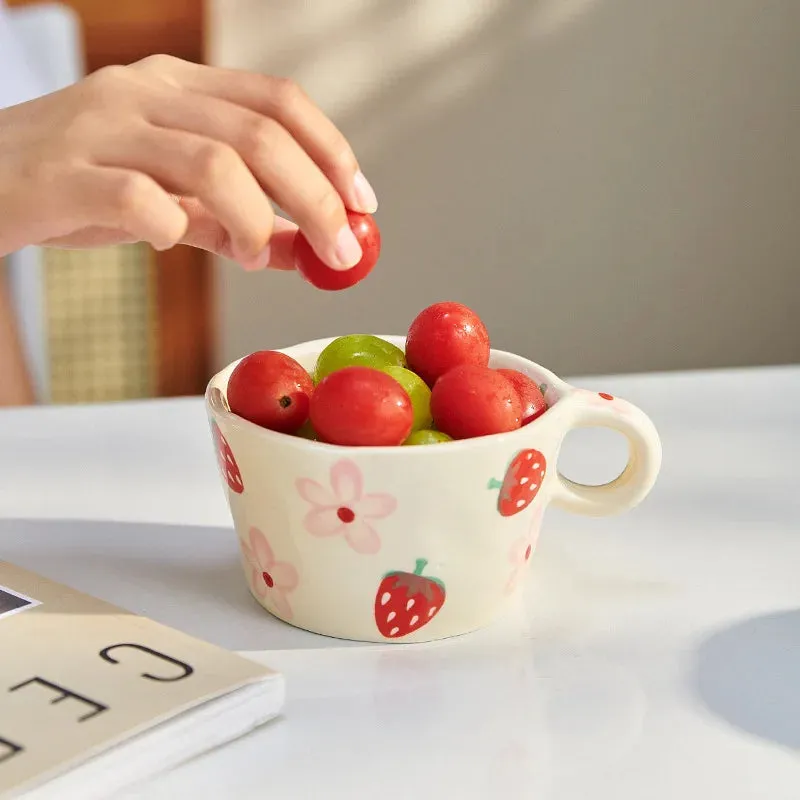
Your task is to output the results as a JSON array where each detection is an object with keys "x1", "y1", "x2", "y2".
[
  {"x1": 241, "y1": 245, "x2": 271, "y2": 271},
  {"x1": 353, "y1": 171, "x2": 378, "y2": 213},
  {"x1": 333, "y1": 225, "x2": 363, "y2": 270}
]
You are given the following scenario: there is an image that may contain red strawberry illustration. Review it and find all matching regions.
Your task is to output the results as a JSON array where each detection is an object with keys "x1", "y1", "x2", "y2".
[
  {"x1": 488, "y1": 448, "x2": 546, "y2": 516},
  {"x1": 375, "y1": 559, "x2": 445, "y2": 639},
  {"x1": 212, "y1": 423, "x2": 244, "y2": 494}
]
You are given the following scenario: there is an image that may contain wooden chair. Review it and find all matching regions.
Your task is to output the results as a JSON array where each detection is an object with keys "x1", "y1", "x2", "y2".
[
  {"x1": 0, "y1": 266, "x2": 35, "y2": 406},
  {"x1": 0, "y1": 1, "x2": 82, "y2": 405},
  {"x1": 4, "y1": 0, "x2": 212, "y2": 405}
]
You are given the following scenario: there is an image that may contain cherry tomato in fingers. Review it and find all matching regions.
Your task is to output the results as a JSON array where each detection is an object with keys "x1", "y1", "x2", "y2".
[{"x1": 294, "y1": 211, "x2": 381, "y2": 291}]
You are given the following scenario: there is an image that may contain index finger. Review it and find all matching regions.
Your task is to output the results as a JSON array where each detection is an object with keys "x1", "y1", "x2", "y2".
[{"x1": 132, "y1": 56, "x2": 378, "y2": 216}]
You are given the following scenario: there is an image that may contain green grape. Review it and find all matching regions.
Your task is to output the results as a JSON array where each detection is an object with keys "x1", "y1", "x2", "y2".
[
  {"x1": 314, "y1": 335, "x2": 405, "y2": 383},
  {"x1": 403, "y1": 429, "x2": 453, "y2": 446},
  {"x1": 379, "y1": 366, "x2": 432, "y2": 432}
]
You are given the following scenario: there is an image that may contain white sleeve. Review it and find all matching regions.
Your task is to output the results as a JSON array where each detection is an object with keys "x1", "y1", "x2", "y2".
[{"x1": 0, "y1": 1, "x2": 48, "y2": 109}]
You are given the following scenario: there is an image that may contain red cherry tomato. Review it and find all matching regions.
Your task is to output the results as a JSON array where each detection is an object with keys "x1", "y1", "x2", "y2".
[
  {"x1": 294, "y1": 211, "x2": 381, "y2": 291},
  {"x1": 430, "y1": 365, "x2": 522, "y2": 440},
  {"x1": 227, "y1": 351, "x2": 314, "y2": 434},
  {"x1": 496, "y1": 368, "x2": 547, "y2": 425},
  {"x1": 405, "y1": 301, "x2": 490, "y2": 387},
  {"x1": 310, "y1": 366, "x2": 413, "y2": 446}
]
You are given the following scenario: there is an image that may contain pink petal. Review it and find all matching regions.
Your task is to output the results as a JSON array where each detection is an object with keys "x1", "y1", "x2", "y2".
[
  {"x1": 343, "y1": 519, "x2": 381, "y2": 555},
  {"x1": 505, "y1": 566, "x2": 523, "y2": 595},
  {"x1": 509, "y1": 538, "x2": 530, "y2": 564},
  {"x1": 330, "y1": 459, "x2": 363, "y2": 505},
  {"x1": 528, "y1": 507, "x2": 544, "y2": 549},
  {"x1": 240, "y1": 539, "x2": 255, "y2": 566},
  {"x1": 269, "y1": 591, "x2": 293, "y2": 621},
  {"x1": 614, "y1": 399, "x2": 633, "y2": 417},
  {"x1": 296, "y1": 477, "x2": 336, "y2": 507},
  {"x1": 270, "y1": 560, "x2": 299, "y2": 592},
  {"x1": 249, "y1": 527, "x2": 275, "y2": 570},
  {"x1": 250, "y1": 566, "x2": 268, "y2": 598},
  {"x1": 357, "y1": 492, "x2": 397, "y2": 519},
  {"x1": 304, "y1": 507, "x2": 346, "y2": 538}
]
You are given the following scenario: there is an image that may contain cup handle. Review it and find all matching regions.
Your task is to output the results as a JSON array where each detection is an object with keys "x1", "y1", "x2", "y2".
[{"x1": 551, "y1": 389, "x2": 662, "y2": 517}]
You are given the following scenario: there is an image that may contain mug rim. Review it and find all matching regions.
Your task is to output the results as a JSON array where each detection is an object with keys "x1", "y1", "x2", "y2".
[{"x1": 205, "y1": 334, "x2": 573, "y2": 456}]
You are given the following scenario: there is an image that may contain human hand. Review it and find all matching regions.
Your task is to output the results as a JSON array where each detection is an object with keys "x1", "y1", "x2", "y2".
[{"x1": 0, "y1": 55, "x2": 378, "y2": 271}]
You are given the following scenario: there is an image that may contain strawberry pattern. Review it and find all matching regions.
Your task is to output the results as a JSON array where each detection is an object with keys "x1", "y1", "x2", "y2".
[
  {"x1": 212, "y1": 423, "x2": 244, "y2": 494},
  {"x1": 374, "y1": 559, "x2": 445, "y2": 638},
  {"x1": 488, "y1": 449, "x2": 547, "y2": 516}
]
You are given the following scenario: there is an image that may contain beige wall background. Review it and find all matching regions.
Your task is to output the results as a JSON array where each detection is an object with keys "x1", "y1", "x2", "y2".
[{"x1": 209, "y1": 0, "x2": 799, "y2": 377}]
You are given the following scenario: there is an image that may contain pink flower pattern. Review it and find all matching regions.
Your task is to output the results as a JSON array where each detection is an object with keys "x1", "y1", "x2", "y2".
[
  {"x1": 505, "y1": 505, "x2": 545, "y2": 595},
  {"x1": 296, "y1": 459, "x2": 396, "y2": 555},
  {"x1": 577, "y1": 388, "x2": 634, "y2": 417},
  {"x1": 240, "y1": 526, "x2": 299, "y2": 620}
]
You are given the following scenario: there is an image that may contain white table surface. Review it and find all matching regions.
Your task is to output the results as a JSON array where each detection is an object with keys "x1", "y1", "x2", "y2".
[{"x1": 2, "y1": 366, "x2": 799, "y2": 799}]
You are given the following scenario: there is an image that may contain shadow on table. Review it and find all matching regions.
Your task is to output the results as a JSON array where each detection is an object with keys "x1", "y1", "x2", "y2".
[
  {"x1": 692, "y1": 608, "x2": 800, "y2": 749},
  {"x1": 0, "y1": 517, "x2": 346, "y2": 651}
]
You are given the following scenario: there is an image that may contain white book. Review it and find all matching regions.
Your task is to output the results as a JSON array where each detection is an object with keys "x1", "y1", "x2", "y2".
[{"x1": 0, "y1": 563, "x2": 284, "y2": 800}]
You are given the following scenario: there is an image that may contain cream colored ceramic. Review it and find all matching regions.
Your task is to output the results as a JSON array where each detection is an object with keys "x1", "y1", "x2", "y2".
[{"x1": 205, "y1": 335, "x2": 662, "y2": 643}]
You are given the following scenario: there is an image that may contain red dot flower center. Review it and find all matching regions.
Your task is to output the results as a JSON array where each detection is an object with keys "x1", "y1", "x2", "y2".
[
  {"x1": 524, "y1": 545, "x2": 532, "y2": 561},
  {"x1": 599, "y1": 392, "x2": 614, "y2": 401},
  {"x1": 262, "y1": 571, "x2": 274, "y2": 588},
  {"x1": 337, "y1": 507, "x2": 356, "y2": 523}
]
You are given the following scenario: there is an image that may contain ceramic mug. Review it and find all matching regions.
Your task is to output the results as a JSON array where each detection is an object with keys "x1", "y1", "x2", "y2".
[{"x1": 205, "y1": 335, "x2": 662, "y2": 643}]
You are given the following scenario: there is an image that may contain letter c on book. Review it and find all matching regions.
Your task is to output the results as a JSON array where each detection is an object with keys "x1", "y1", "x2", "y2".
[{"x1": 98, "y1": 643, "x2": 195, "y2": 682}]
